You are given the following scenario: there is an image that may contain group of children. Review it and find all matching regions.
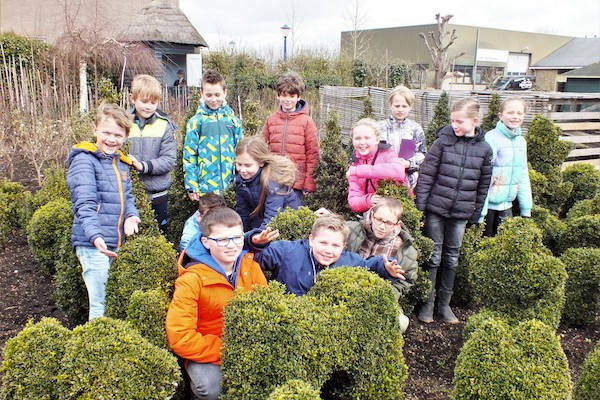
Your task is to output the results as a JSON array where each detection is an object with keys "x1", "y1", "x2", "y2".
[{"x1": 66, "y1": 67, "x2": 532, "y2": 399}]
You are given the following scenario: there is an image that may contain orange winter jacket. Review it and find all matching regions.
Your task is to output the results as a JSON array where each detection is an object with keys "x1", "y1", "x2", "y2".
[
  {"x1": 262, "y1": 99, "x2": 319, "y2": 192},
  {"x1": 165, "y1": 240, "x2": 267, "y2": 365}
]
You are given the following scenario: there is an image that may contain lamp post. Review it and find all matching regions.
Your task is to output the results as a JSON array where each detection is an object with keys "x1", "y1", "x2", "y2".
[{"x1": 280, "y1": 24, "x2": 291, "y2": 62}]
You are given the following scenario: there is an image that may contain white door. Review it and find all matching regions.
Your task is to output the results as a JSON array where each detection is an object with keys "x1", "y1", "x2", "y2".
[{"x1": 507, "y1": 53, "x2": 530, "y2": 76}]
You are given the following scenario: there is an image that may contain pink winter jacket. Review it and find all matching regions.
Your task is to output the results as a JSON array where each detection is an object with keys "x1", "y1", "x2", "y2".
[{"x1": 347, "y1": 145, "x2": 410, "y2": 212}]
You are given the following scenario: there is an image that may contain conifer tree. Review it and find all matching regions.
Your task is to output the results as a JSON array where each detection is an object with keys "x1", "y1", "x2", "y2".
[
  {"x1": 481, "y1": 93, "x2": 501, "y2": 133},
  {"x1": 425, "y1": 91, "x2": 450, "y2": 147},
  {"x1": 359, "y1": 96, "x2": 374, "y2": 119}
]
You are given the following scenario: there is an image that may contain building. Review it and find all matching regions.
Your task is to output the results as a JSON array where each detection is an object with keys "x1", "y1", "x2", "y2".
[
  {"x1": 340, "y1": 24, "x2": 573, "y2": 87},
  {"x1": 530, "y1": 38, "x2": 600, "y2": 91},
  {"x1": 561, "y1": 62, "x2": 600, "y2": 93}
]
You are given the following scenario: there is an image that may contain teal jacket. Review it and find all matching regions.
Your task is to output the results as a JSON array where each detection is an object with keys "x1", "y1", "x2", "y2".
[
  {"x1": 481, "y1": 121, "x2": 532, "y2": 217},
  {"x1": 183, "y1": 101, "x2": 243, "y2": 195}
]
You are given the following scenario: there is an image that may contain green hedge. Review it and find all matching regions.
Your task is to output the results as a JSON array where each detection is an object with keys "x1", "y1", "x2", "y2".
[
  {"x1": 531, "y1": 205, "x2": 566, "y2": 255},
  {"x1": 267, "y1": 206, "x2": 317, "y2": 240},
  {"x1": 129, "y1": 165, "x2": 161, "y2": 237},
  {"x1": 29, "y1": 164, "x2": 70, "y2": 216},
  {"x1": 267, "y1": 379, "x2": 321, "y2": 400},
  {"x1": 126, "y1": 289, "x2": 170, "y2": 349},
  {"x1": 221, "y1": 268, "x2": 407, "y2": 400},
  {"x1": 0, "y1": 318, "x2": 71, "y2": 400},
  {"x1": 561, "y1": 162, "x2": 600, "y2": 212},
  {"x1": 53, "y1": 231, "x2": 88, "y2": 325},
  {"x1": 26, "y1": 198, "x2": 73, "y2": 275},
  {"x1": 57, "y1": 317, "x2": 180, "y2": 399},
  {"x1": 469, "y1": 218, "x2": 567, "y2": 329},
  {"x1": 566, "y1": 194, "x2": 600, "y2": 220},
  {"x1": 105, "y1": 235, "x2": 177, "y2": 319},
  {"x1": 453, "y1": 318, "x2": 571, "y2": 399},
  {"x1": 526, "y1": 115, "x2": 572, "y2": 177},
  {"x1": 560, "y1": 248, "x2": 600, "y2": 326},
  {"x1": 574, "y1": 341, "x2": 600, "y2": 400},
  {"x1": 0, "y1": 180, "x2": 30, "y2": 248},
  {"x1": 530, "y1": 166, "x2": 573, "y2": 216},
  {"x1": 454, "y1": 223, "x2": 486, "y2": 305},
  {"x1": 558, "y1": 215, "x2": 600, "y2": 254}
]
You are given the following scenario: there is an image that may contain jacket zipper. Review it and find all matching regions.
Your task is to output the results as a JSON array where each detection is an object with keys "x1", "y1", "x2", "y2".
[
  {"x1": 281, "y1": 114, "x2": 289, "y2": 155},
  {"x1": 450, "y1": 139, "x2": 468, "y2": 212},
  {"x1": 111, "y1": 157, "x2": 125, "y2": 248}
]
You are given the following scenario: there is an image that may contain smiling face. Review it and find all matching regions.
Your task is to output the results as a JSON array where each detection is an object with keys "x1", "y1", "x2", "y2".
[
  {"x1": 498, "y1": 100, "x2": 525, "y2": 131},
  {"x1": 201, "y1": 81, "x2": 227, "y2": 110},
  {"x1": 277, "y1": 91, "x2": 300, "y2": 113},
  {"x1": 451, "y1": 109, "x2": 479, "y2": 137},
  {"x1": 370, "y1": 206, "x2": 400, "y2": 239},
  {"x1": 201, "y1": 223, "x2": 244, "y2": 271},
  {"x1": 235, "y1": 152, "x2": 262, "y2": 180},
  {"x1": 94, "y1": 117, "x2": 127, "y2": 155},
  {"x1": 309, "y1": 228, "x2": 345, "y2": 266},
  {"x1": 131, "y1": 96, "x2": 158, "y2": 120},
  {"x1": 352, "y1": 125, "x2": 380, "y2": 156},
  {"x1": 390, "y1": 94, "x2": 412, "y2": 121}
]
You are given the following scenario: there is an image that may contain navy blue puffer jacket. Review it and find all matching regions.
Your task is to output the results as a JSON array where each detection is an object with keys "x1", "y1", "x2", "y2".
[{"x1": 67, "y1": 142, "x2": 139, "y2": 248}]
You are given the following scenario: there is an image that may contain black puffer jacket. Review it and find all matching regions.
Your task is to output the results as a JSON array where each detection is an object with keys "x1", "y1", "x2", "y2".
[{"x1": 415, "y1": 125, "x2": 492, "y2": 223}]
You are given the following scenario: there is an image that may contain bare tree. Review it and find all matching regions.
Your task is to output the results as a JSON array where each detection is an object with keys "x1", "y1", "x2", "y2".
[
  {"x1": 419, "y1": 14, "x2": 465, "y2": 89},
  {"x1": 287, "y1": 0, "x2": 301, "y2": 57},
  {"x1": 345, "y1": 0, "x2": 370, "y2": 60}
]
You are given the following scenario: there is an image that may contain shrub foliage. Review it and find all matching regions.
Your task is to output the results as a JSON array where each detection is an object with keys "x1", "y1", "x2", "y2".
[
  {"x1": 53, "y1": 231, "x2": 88, "y2": 325},
  {"x1": 526, "y1": 114, "x2": 571, "y2": 176},
  {"x1": 560, "y1": 248, "x2": 600, "y2": 326},
  {"x1": 561, "y1": 162, "x2": 600, "y2": 213},
  {"x1": 558, "y1": 215, "x2": 600, "y2": 254},
  {"x1": 425, "y1": 91, "x2": 450, "y2": 147},
  {"x1": 127, "y1": 289, "x2": 170, "y2": 349},
  {"x1": 454, "y1": 223, "x2": 486, "y2": 305},
  {"x1": 574, "y1": 341, "x2": 600, "y2": 400},
  {"x1": 267, "y1": 206, "x2": 317, "y2": 240},
  {"x1": 267, "y1": 379, "x2": 321, "y2": 400},
  {"x1": 0, "y1": 180, "x2": 30, "y2": 248}
]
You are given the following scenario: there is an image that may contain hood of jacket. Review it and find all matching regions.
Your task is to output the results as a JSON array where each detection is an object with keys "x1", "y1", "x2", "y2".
[
  {"x1": 436, "y1": 125, "x2": 485, "y2": 145},
  {"x1": 495, "y1": 120, "x2": 522, "y2": 139},
  {"x1": 67, "y1": 141, "x2": 132, "y2": 167},
  {"x1": 196, "y1": 100, "x2": 233, "y2": 116},
  {"x1": 350, "y1": 141, "x2": 393, "y2": 164},
  {"x1": 276, "y1": 98, "x2": 309, "y2": 117}
]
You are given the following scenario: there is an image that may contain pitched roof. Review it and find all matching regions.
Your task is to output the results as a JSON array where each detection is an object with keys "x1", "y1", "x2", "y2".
[
  {"x1": 120, "y1": 0, "x2": 208, "y2": 47},
  {"x1": 531, "y1": 38, "x2": 600, "y2": 69},
  {"x1": 562, "y1": 62, "x2": 600, "y2": 78}
]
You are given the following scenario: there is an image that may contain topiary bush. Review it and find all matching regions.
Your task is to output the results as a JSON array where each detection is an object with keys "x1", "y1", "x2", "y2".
[
  {"x1": 26, "y1": 198, "x2": 73, "y2": 275},
  {"x1": 105, "y1": 235, "x2": 177, "y2": 319},
  {"x1": 526, "y1": 114, "x2": 572, "y2": 177},
  {"x1": 0, "y1": 180, "x2": 31, "y2": 248},
  {"x1": 558, "y1": 215, "x2": 600, "y2": 254},
  {"x1": 127, "y1": 289, "x2": 170, "y2": 349},
  {"x1": 129, "y1": 164, "x2": 161, "y2": 237},
  {"x1": 57, "y1": 317, "x2": 180, "y2": 400},
  {"x1": 530, "y1": 166, "x2": 572, "y2": 216},
  {"x1": 220, "y1": 268, "x2": 407, "y2": 400},
  {"x1": 469, "y1": 217, "x2": 567, "y2": 329},
  {"x1": 531, "y1": 205, "x2": 566, "y2": 255},
  {"x1": 267, "y1": 206, "x2": 317, "y2": 240},
  {"x1": 560, "y1": 248, "x2": 600, "y2": 326},
  {"x1": 453, "y1": 318, "x2": 572, "y2": 399},
  {"x1": 29, "y1": 163, "x2": 70, "y2": 216},
  {"x1": 480, "y1": 93, "x2": 500, "y2": 133},
  {"x1": 53, "y1": 231, "x2": 88, "y2": 325},
  {"x1": 561, "y1": 162, "x2": 600, "y2": 213},
  {"x1": 453, "y1": 223, "x2": 486, "y2": 305},
  {"x1": 573, "y1": 341, "x2": 600, "y2": 400},
  {"x1": 0, "y1": 318, "x2": 71, "y2": 400},
  {"x1": 268, "y1": 379, "x2": 321, "y2": 400},
  {"x1": 425, "y1": 91, "x2": 450, "y2": 147},
  {"x1": 566, "y1": 194, "x2": 600, "y2": 220}
]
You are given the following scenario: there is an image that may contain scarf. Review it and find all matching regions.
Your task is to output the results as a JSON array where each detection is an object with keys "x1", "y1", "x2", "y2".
[{"x1": 358, "y1": 210, "x2": 404, "y2": 259}]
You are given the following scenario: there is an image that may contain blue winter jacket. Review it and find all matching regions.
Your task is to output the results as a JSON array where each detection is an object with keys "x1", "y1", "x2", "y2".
[
  {"x1": 179, "y1": 211, "x2": 201, "y2": 252},
  {"x1": 67, "y1": 142, "x2": 139, "y2": 249},
  {"x1": 253, "y1": 239, "x2": 396, "y2": 296},
  {"x1": 481, "y1": 121, "x2": 533, "y2": 217},
  {"x1": 235, "y1": 168, "x2": 302, "y2": 231}
]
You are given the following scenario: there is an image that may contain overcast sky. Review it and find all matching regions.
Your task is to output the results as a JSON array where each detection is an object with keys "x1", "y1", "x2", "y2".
[{"x1": 180, "y1": 0, "x2": 600, "y2": 55}]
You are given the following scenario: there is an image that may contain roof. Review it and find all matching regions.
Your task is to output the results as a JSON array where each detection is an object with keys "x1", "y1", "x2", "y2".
[
  {"x1": 562, "y1": 62, "x2": 600, "y2": 78},
  {"x1": 120, "y1": 0, "x2": 208, "y2": 47},
  {"x1": 531, "y1": 38, "x2": 600, "y2": 69}
]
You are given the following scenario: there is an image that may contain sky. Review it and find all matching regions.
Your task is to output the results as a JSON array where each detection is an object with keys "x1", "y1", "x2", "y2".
[{"x1": 179, "y1": 0, "x2": 600, "y2": 55}]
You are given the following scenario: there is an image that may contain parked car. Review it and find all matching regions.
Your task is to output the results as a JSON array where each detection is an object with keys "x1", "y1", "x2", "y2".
[{"x1": 494, "y1": 76, "x2": 535, "y2": 90}]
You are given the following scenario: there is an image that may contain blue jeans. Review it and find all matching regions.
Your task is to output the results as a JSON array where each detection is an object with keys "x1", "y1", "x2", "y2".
[
  {"x1": 424, "y1": 213, "x2": 468, "y2": 293},
  {"x1": 186, "y1": 362, "x2": 221, "y2": 400},
  {"x1": 75, "y1": 245, "x2": 115, "y2": 320}
]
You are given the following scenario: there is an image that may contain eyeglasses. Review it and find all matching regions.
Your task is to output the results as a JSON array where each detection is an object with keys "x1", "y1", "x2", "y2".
[
  {"x1": 371, "y1": 215, "x2": 398, "y2": 228},
  {"x1": 205, "y1": 235, "x2": 244, "y2": 247}
]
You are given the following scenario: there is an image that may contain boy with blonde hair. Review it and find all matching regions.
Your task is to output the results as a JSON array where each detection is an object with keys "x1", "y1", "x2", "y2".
[
  {"x1": 377, "y1": 85, "x2": 427, "y2": 188},
  {"x1": 127, "y1": 74, "x2": 177, "y2": 233},
  {"x1": 67, "y1": 102, "x2": 141, "y2": 320}
]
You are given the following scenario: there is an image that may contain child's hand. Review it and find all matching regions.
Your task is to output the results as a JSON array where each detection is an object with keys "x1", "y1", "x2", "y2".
[
  {"x1": 124, "y1": 216, "x2": 141, "y2": 236},
  {"x1": 383, "y1": 256, "x2": 406, "y2": 280},
  {"x1": 252, "y1": 227, "x2": 280, "y2": 245},
  {"x1": 314, "y1": 208, "x2": 331, "y2": 217},
  {"x1": 128, "y1": 155, "x2": 143, "y2": 171},
  {"x1": 93, "y1": 237, "x2": 118, "y2": 258},
  {"x1": 188, "y1": 192, "x2": 200, "y2": 201},
  {"x1": 398, "y1": 158, "x2": 410, "y2": 169}
]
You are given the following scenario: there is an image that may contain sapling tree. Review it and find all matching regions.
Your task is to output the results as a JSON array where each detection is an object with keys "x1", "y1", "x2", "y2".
[{"x1": 425, "y1": 91, "x2": 450, "y2": 147}]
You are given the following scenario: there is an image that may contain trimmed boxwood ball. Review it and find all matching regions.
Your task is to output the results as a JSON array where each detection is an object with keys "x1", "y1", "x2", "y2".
[
  {"x1": 129, "y1": 166, "x2": 161, "y2": 238},
  {"x1": 453, "y1": 318, "x2": 572, "y2": 399},
  {"x1": 220, "y1": 268, "x2": 407, "y2": 400},
  {"x1": 566, "y1": 194, "x2": 600, "y2": 220},
  {"x1": 560, "y1": 248, "x2": 600, "y2": 326},
  {"x1": 53, "y1": 231, "x2": 88, "y2": 325},
  {"x1": 267, "y1": 206, "x2": 317, "y2": 240},
  {"x1": 57, "y1": 317, "x2": 180, "y2": 400},
  {"x1": 561, "y1": 162, "x2": 600, "y2": 212},
  {"x1": 469, "y1": 217, "x2": 567, "y2": 329},
  {"x1": 26, "y1": 198, "x2": 73, "y2": 275},
  {"x1": 558, "y1": 215, "x2": 600, "y2": 254},
  {"x1": 0, "y1": 180, "x2": 31, "y2": 238},
  {"x1": 127, "y1": 289, "x2": 169, "y2": 348},
  {"x1": 268, "y1": 379, "x2": 321, "y2": 400},
  {"x1": 29, "y1": 163, "x2": 70, "y2": 216},
  {"x1": 574, "y1": 341, "x2": 600, "y2": 400},
  {"x1": 0, "y1": 318, "x2": 71, "y2": 400},
  {"x1": 526, "y1": 114, "x2": 572, "y2": 177},
  {"x1": 531, "y1": 205, "x2": 566, "y2": 255},
  {"x1": 105, "y1": 235, "x2": 177, "y2": 319},
  {"x1": 453, "y1": 223, "x2": 486, "y2": 305}
]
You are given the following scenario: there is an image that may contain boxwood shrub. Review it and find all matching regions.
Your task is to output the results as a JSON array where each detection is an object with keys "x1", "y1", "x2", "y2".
[
  {"x1": 560, "y1": 248, "x2": 600, "y2": 326},
  {"x1": 529, "y1": 166, "x2": 572, "y2": 216},
  {"x1": 566, "y1": 194, "x2": 600, "y2": 220},
  {"x1": 558, "y1": 215, "x2": 600, "y2": 254},
  {"x1": 531, "y1": 205, "x2": 566, "y2": 255},
  {"x1": 127, "y1": 289, "x2": 169, "y2": 349},
  {"x1": 57, "y1": 317, "x2": 180, "y2": 400},
  {"x1": 0, "y1": 179, "x2": 31, "y2": 247},
  {"x1": 29, "y1": 163, "x2": 70, "y2": 216},
  {"x1": 453, "y1": 318, "x2": 572, "y2": 399},
  {"x1": 26, "y1": 198, "x2": 73, "y2": 275},
  {"x1": 0, "y1": 318, "x2": 71, "y2": 400},
  {"x1": 129, "y1": 166, "x2": 161, "y2": 238},
  {"x1": 574, "y1": 341, "x2": 600, "y2": 400},
  {"x1": 105, "y1": 234, "x2": 177, "y2": 319},
  {"x1": 561, "y1": 162, "x2": 600, "y2": 212},
  {"x1": 267, "y1": 379, "x2": 321, "y2": 400},
  {"x1": 221, "y1": 268, "x2": 407, "y2": 400},
  {"x1": 469, "y1": 217, "x2": 567, "y2": 329},
  {"x1": 267, "y1": 206, "x2": 317, "y2": 240},
  {"x1": 526, "y1": 114, "x2": 572, "y2": 176},
  {"x1": 454, "y1": 223, "x2": 486, "y2": 305},
  {"x1": 53, "y1": 231, "x2": 88, "y2": 325}
]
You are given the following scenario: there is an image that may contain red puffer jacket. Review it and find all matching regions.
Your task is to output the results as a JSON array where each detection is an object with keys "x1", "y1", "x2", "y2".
[{"x1": 262, "y1": 99, "x2": 319, "y2": 192}]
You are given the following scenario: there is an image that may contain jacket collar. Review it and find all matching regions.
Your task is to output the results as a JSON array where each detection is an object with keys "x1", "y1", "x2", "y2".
[
  {"x1": 69, "y1": 141, "x2": 132, "y2": 165},
  {"x1": 437, "y1": 125, "x2": 485, "y2": 144},
  {"x1": 495, "y1": 120, "x2": 522, "y2": 139},
  {"x1": 350, "y1": 141, "x2": 392, "y2": 163}
]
